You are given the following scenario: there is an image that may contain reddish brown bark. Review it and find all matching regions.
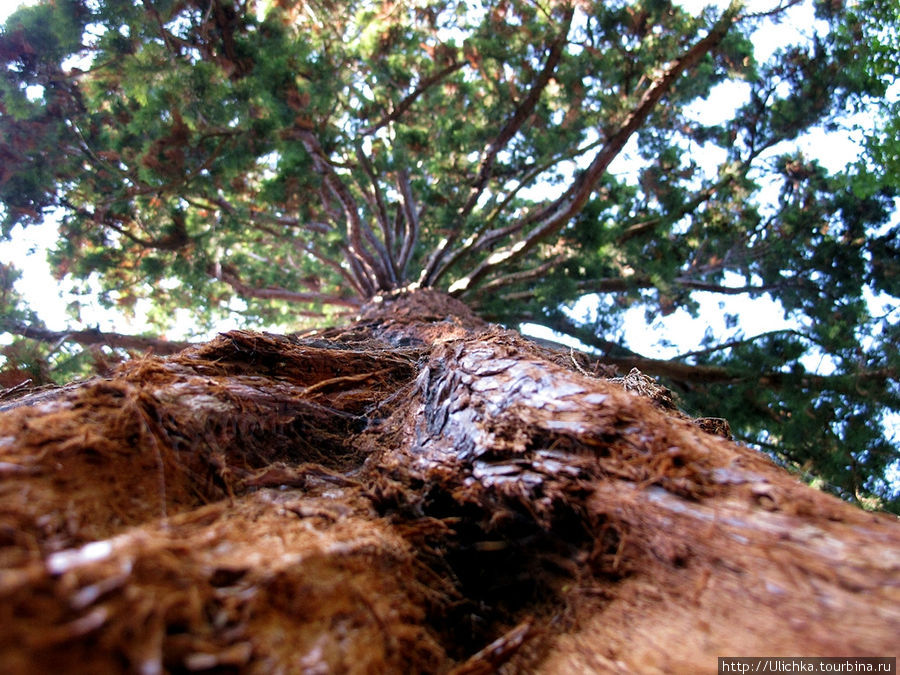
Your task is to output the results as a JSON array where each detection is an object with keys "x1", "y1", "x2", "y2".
[{"x1": 0, "y1": 290, "x2": 897, "y2": 673}]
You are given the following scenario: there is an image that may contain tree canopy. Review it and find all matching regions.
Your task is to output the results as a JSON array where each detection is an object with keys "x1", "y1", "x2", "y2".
[{"x1": 1, "y1": 0, "x2": 898, "y2": 511}]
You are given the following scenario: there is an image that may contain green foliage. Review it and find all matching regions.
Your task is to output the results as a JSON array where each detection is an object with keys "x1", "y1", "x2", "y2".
[
  {"x1": 0, "y1": 262, "x2": 99, "y2": 385},
  {"x1": 835, "y1": 0, "x2": 900, "y2": 198},
  {"x1": 1, "y1": 0, "x2": 898, "y2": 511}
]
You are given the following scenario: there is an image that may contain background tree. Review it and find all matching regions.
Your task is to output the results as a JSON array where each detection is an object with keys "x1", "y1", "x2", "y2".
[{"x1": 1, "y1": 0, "x2": 898, "y2": 511}]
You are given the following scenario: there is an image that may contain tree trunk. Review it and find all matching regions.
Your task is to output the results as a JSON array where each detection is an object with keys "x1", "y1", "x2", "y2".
[{"x1": 0, "y1": 290, "x2": 896, "y2": 673}]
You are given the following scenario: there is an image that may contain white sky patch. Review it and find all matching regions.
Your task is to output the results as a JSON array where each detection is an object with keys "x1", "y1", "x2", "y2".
[
  {"x1": 0, "y1": 219, "x2": 70, "y2": 332},
  {"x1": 796, "y1": 125, "x2": 867, "y2": 173},
  {"x1": 621, "y1": 291, "x2": 787, "y2": 359},
  {"x1": 0, "y1": 0, "x2": 28, "y2": 21},
  {"x1": 520, "y1": 322, "x2": 594, "y2": 353},
  {"x1": 684, "y1": 80, "x2": 751, "y2": 126}
]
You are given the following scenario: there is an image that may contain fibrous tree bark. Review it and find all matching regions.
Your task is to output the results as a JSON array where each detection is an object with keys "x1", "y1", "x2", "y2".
[{"x1": 0, "y1": 290, "x2": 897, "y2": 673}]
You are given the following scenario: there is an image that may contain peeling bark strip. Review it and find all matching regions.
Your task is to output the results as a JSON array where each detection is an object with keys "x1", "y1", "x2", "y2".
[{"x1": 0, "y1": 291, "x2": 897, "y2": 673}]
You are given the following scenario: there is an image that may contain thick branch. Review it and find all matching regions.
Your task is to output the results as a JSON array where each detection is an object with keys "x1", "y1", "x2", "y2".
[
  {"x1": 555, "y1": 330, "x2": 896, "y2": 394},
  {"x1": 396, "y1": 168, "x2": 420, "y2": 279},
  {"x1": 490, "y1": 274, "x2": 787, "y2": 308},
  {"x1": 210, "y1": 263, "x2": 362, "y2": 310},
  {"x1": 445, "y1": 4, "x2": 741, "y2": 296},
  {"x1": 297, "y1": 129, "x2": 390, "y2": 290},
  {"x1": 354, "y1": 143, "x2": 399, "y2": 281},
  {"x1": 535, "y1": 312, "x2": 896, "y2": 395},
  {"x1": 363, "y1": 223, "x2": 401, "y2": 288},
  {"x1": 1, "y1": 321, "x2": 191, "y2": 355},
  {"x1": 471, "y1": 256, "x2": 568, "y2": 296},
  {"x1": 605, "y1": 354, "x2": 897, "y2": 393},
  {"x1": 440, "y1": 135, "x2": 763, "y2": 284},
  {"x1": 290, "y1": 240, "x2": 368, "y2": 299},
  {"x1": 421, "y1": 138, "x2": 608, "y2": 284},
  {"x1": 539, "y1": 312, "x2": 644, "y2": 359},
  {"x1": 346, "y1": 252, "x2": 377, "y2": 297},
  {"x1": 420, "y1": 12, "x2": 573, "y2": 287}
]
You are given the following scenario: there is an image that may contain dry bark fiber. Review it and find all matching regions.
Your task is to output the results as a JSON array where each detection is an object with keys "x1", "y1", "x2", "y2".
[{"x1": 0, "y1": 290, "x2": 897, "y2": 673}]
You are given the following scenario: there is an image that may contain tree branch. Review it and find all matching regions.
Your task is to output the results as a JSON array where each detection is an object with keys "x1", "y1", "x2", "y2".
[
  {"x1": 490, "y1": 273, "x2": 789, "y2": 309},
  {"x1": 738, "y1": 0, "x2": 805, "y2": 21},
  {"x1": 575, "y1": 276, "x2": 788, "y2": 296},
  {"x1": 354, "y1": 143, "x2": 399, "y2": 281},
  {"x1": 359, "y1": 60, "x2": 466, "y2": 136},
  {"x1": 341, "y1": 151, "x2": 398, "y2": 287},
  {"x1": 204, "y1": 195, "x2": 334, "y2": 236},
  {"x1": 671, "y1": 329, "x2": 823, "y2": 361},
  {"x1": 423, "y1": 137, "x2": 608, "y2": 284},
  {"x1": 539, "y1": 312, "x2": 644, "y2": 360},
  {"x1": 210, "y1": 263, "x2": 362, "y2": 311},
  {"x1": 197, "y1": 194, "x2": 367, "y2": 298},
  {"x1": 297, "y1": 129, "x2": 391, "y2": 290},
  {"x1": 445, "y1": 3, "x2": 742, "y2": 296},
  {"x1": 461, "y1": 8, "x2": 573, "y2": 219},
  {"x1": 470, "y1": 256, "x2": 568, "y2": 297},
  {"x1": 346, "y1": 252, "x2": 377, "y2": 297},
  {"x1": 1, "y1": 321, "x2": 191, "y2": 355},
  {"x1": 543, "y1": 319, "x2": 897, "y2": 395},
  {"x1": 102, "y1": 213, "x2": 190, "y2": 251},
  {"x1": 420, "y1": 10, "x2": 573, "y2": 286},
  {"x1": 96, "y1": 131, "x2": 235, "y2": 206},
  {"x1": 396, "y1": 168, "x2": 420, "y2": 279},
  {"x1": 291, "y1": 239, "x2": 368, "y2": 299},
  {"x1": 617, "y1": 170, "x2": 739, "y2": 245}
]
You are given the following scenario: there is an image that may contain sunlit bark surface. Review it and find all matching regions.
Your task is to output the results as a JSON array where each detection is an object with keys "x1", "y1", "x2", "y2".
[{"x1": 0, "y1": 290, "x2": 897, "y2": 673}]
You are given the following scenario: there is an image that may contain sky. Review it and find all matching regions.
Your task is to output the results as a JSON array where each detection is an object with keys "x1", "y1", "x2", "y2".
[
  {"x1": 0, "y1": 0, "x2": 842, "y2": 335},
  {"x1": 0, "y1": 0, "x2": 891, "y2": 374}
]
